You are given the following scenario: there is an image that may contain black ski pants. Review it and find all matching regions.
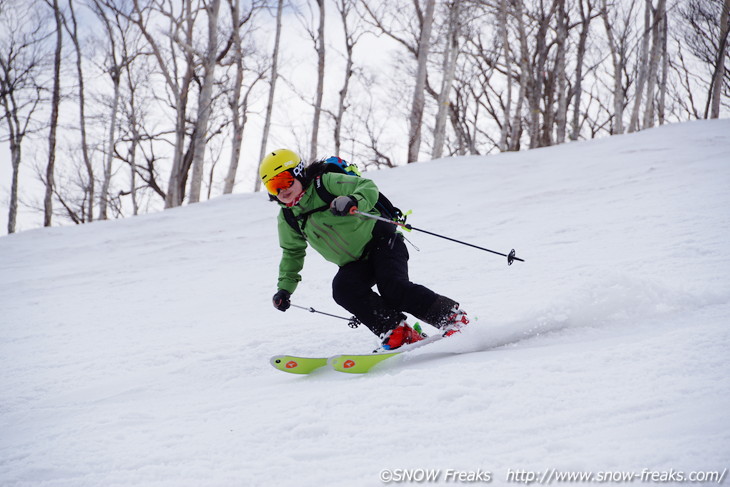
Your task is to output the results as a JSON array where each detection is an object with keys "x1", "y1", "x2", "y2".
[{"x1": 332, "y1": 233, "x2": 456, "y2": 337}]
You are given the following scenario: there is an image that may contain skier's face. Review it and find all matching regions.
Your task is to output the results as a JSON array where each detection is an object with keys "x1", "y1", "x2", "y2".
[{"x1": 276, "y1": 178, "x2": 303, "y2": 205}]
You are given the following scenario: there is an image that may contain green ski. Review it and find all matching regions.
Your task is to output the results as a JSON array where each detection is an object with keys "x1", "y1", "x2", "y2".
[
  {"x1": 272, "y1": 325, "x2": 459, "y2": 375},
  {"x1": 328, "y1": 352, "x2": 400, "y2": 373},
  {"x1": 328, "y1": 333, "x2": 448, "y2": 374},
  {"x1": 270, "y1": 355, "x2": 329, "y2": 374}
]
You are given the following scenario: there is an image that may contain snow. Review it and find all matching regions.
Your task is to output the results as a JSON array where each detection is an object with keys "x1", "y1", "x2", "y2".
[{"x1": 1, "y1": 120, "x2": 729, "y2": 486}]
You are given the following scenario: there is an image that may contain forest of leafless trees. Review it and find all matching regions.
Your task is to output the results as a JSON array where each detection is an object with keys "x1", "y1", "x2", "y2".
[{"x1": 1, "y1": 0, "x2": 728, "y2": 233}]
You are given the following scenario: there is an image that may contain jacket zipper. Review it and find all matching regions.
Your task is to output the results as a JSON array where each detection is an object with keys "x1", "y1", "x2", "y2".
[
  {"x1": 312, "y1": 231, "x2": 342, "y2": 257},
  {"x1": 309, "y1": 220, "x2": 358, "y2": 261},
  {"x1": 322, "y1": 222, "x2": 352, "y2": 250}
]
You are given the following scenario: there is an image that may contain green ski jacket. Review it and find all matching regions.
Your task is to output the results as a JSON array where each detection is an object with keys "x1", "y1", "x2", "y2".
[{"x1": 276, "y1": 172, "x2": 382, "y2": 294}]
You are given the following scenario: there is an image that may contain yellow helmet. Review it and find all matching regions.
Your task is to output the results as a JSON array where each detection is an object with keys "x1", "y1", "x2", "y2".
[{"x1": 259, "y1": 149, "x2": 305, "y2": 194}]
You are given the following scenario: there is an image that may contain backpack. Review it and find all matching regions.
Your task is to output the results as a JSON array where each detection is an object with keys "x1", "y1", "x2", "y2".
[{"x1": 281, "y1": 156, "x2": 405, "y2": 238}]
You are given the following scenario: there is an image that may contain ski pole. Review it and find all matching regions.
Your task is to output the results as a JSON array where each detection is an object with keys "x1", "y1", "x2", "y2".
[
  {"x1": 291, "y1": 304, "x2": 362, "y2": 329},
  {"x1": 352, "y1": 209, "x2": 525, "y2": 265}
]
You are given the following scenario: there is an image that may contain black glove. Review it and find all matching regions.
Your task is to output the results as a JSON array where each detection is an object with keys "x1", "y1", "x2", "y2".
[
  {"x1": 330, "y1": 195, "x2": 357, "y2": 216},
  {"x1": 272, "y1": 289, "x2": 291, "y2": 311}
]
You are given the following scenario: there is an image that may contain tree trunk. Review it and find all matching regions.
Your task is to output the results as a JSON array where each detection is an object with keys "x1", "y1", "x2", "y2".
[
  {"x1": 7, "y1": 133, "x2": 21, "y2": 234},
  {"x1": 601, "y1": 0, "x2": 625, "y2": 134},
  {"x1": 151, "y1": 0, "x2": 195, "y2": 208},
  {"x1": 224, "y1": 0, "x2": 244, "y2": 195},
  {"x1": 432, "y1": 0, "x2": 460, "y2": 159},
  {"x1": 554, "y1": 0, "x2": 568, "y2": 144},
  {"x1": 122, "y1": 26, "x2": 142, "y2": 215},
  {"x1": 1, "y1": 7, "x2": 45, "y2": 233},
  {"x1": 528, "y1": 0, "x2": 559, "y2": 148},
  {"x1": 499, "y1": 0, "x2": 512, "y2": 151},
  {"x1": 124, "y1": 63, "x2": 141, "y2": 216},
  {"x1": 708, "y1": 0, "x2": 730, "y2": 118},
  {"x1": 129, "y1": 134, "x2": 140, "y2": 216},
  {"x1": 44, "y1": 0, "x2": 63, "y2": 227},
  {"x1": 309, "y1": 0, "x2": 326, "y2": 162},
  {"x1": 570, "y1": 0, "x2": 592, "y2": 141},
  {"x1": 0, "y1": 79, "x2": 22, "y2": 233},
  {"x1": 629, "y1": 0, "x2": 652, "y2": 132},
  {"x1": 407, "y1": 0, "x2": 436, "y2": 163},
  {"x1": 642, "y1": 0, "x2": 666, "y2": 129},
  {"x1": 657, "y1": 10, "x2": 669, "y2": 125},
  {"x1": 68, "y1": 0, "x2": 94, "y2": 222},
  {"x1": 511, "y1": 0, "x2": 530, "y2": 151},
  {"x1": 528, "y1": 34, "x2": 544, "y2": 147},
  {"x1": 94, "y1": 0, "x2": 124, "y2": 220},
  {"x1": 256, "y1": 0, "x2": 283, "y2": 192},
  {"x1": 333, "y1": 0, "x2": 358, "y2": 156},
  {"x1": 188, "y1": 0, "x2": 221, "y2": 204},
  {"x1": 99, "y1": 67, "x2": 121, "y2": 220}
]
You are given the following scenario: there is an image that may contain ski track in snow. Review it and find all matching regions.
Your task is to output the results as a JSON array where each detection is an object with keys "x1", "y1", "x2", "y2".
[{"x1": 1, "y1": 120, "x2": 729, "y2": 486}]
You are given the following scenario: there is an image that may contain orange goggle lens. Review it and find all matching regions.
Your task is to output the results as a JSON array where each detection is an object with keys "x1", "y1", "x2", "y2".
[{"x1": 264, "y1": 170, "x2": 295, "y2": 195}]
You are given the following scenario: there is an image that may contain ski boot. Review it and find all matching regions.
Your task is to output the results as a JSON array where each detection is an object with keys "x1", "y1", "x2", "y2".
[
  {"x1": 381, "y1": 322, "x2": 426, "y2": 351},
  {"x1": 442, "y1": 306, "x2": 470, "y2": 337}
]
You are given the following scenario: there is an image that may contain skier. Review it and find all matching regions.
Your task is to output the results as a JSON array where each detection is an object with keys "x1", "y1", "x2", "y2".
[{"x1": 262, "y1": 149, "x2": 469, "y2": 350}]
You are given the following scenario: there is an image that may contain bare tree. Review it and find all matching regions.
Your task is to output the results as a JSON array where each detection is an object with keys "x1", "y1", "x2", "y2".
[
  {"x1": 223, "y1": 0, "x2": 261, "y2": 194},
  {"x1": 188, "y1": 0, "x2": 221, "y2": 204},
  {"x1": 42, "y1": 0, "x2": 64, "y2": 227},
  {"x1": 0, "y1": 1, "x2": 49, "y2": 233},
  {"x1": 498, "y1": 0, "x2": 513, "y2": 151},
  {"x1": 223, "y1": 0, "x2": 245, "y2": 195},
  {"x1": 602, "y1": 0, "x2": 637, "y2": 134},
  {"x1": 331, "y1": 0, "x2": 362, "y2": 156},
  {"x1": 64, "y1": 0, "x2": 95, "y2": 221},
  {"x1": 310, "y1": 0, "x2": 326, "y2": 161},
  {"x1": 448, "y1": 71, "x2": 480, "y2": 155},
  {"x1": 432, "y1": 0, "x2": 461, "y2": 159},
  {"x1": 526, "y1": 0, "x2": 560, "y2": 148},
  {"x1": 4, "y1": 0, "x2": 730, "y2": 231},
  {"x1": 657, "y1": 9, "x2": 668, "y2": 124},
  {"x1": 91, "y1": 0, "x2": 127, "y2": 220},
  {"x1": 680, "y1": 0, "x2": 730, "y2": 119},
  {"x1": 628, "y1": 0, "x2": 652, "y2": 132},
  {"x1": 642, "y1": 0, "x2": 666, "y2": 129},
  {"x1": 295, "y1": 0, "x2": 327, "y2": 160},
  {"x1": 570, "y1": 0, "x2": 597, "y2": 141},
  {"x1": 554, "y1": 0, "x2": 569, "y2": 144},
  {"x1": 510, "y1": 0, "x2": 530, "y2": 150},
  {"x1": 407, "y1": 0, "x2": 435, "y2": 163},
  {"x1": 129, "y1": 0, "x2": 196, "y2": 208},
  {"x1": 708, "y1": 0, "x2": 730, "y2": 118},
  {"x1": 670, "y1": 38, "x2": 703, "y2": 119},
  {"x1": 255, "y1": 0, "x2": 283, "y2": 192},
  {"x1": 92, "y1": 0, "x2": 155, "y2": 217},
  {"x1": 353, "y1": 88, "x2": 398, "y2": 169},
  {"x1": 361, "y1": 0, "x2": 437, "y2": 163},
  {"x1": 121, "y1": 75, "x2": 142, "y2": 216},
  {"x1": 118, "y1": 13, "x2": 145, "y2": 216},
  {"x1": 452, "y1": 17, "x2": 500, "y2": 156}
]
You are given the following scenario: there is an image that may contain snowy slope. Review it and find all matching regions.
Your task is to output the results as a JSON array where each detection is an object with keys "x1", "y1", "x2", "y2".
[{"x1": 1, "y1": 120, "x2": 729, "y2": 486}]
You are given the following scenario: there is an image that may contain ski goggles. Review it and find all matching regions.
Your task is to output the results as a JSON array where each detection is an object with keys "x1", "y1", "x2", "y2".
[{"x1": 264, "y1": 170, "x2": 295, "y2": 195}]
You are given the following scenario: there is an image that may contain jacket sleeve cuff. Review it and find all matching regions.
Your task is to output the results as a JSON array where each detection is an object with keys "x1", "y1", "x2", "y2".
[{"x1": 277, "y1": 279, "x2": 299, "y2": 295}]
